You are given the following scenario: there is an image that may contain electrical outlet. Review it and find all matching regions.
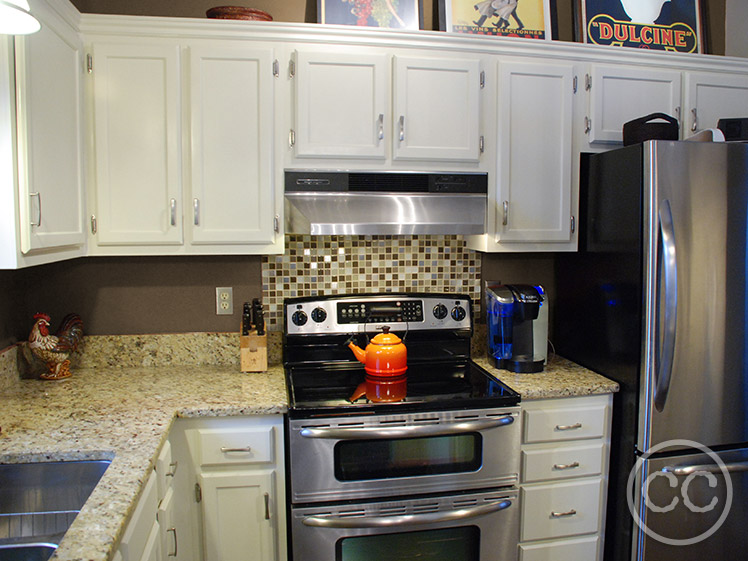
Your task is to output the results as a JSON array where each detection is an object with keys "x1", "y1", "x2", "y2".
[{"x1": 215, "y1": 287, "x2": 233, "y2": 315}]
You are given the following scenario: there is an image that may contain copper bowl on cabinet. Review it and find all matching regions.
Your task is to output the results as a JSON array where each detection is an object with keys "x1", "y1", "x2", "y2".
[{"x1": 206, "y1": 6, "x2": 273, "y2": 21}]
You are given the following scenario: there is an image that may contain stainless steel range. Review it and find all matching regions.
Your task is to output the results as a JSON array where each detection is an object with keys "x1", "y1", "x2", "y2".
[{"x1": 283, "y1": 293, "x2": 521, "y2": 561}]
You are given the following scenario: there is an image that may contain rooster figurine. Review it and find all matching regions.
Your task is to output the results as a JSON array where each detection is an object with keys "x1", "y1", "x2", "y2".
[{"x1": 28, "y1": 313, "x2": 84, "y2": 380}]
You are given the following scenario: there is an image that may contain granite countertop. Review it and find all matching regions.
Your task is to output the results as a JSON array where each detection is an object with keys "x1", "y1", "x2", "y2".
[
  {"x1": 0, "y1": 336, "x2": 617, "y2": 561},
  {"x1": 0, "y1": 363, "x2": 287, "y2": 561}
]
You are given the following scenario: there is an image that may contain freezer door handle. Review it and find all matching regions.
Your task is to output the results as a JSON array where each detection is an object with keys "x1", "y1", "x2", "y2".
[
  {"x1": 654, "y1": 199, "x2": 678, "y2": 412},
  {"x1": 663, "y1": 461, "x2": 748, "y2": 476}
]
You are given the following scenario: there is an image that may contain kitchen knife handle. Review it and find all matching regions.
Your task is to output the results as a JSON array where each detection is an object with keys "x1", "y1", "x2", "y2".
[{"x1": 654, "y1": 199, "x2": 677, "y2": 412}]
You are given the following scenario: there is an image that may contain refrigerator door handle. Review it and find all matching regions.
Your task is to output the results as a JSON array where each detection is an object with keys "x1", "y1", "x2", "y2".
[
  {"x1": 654, "y1": 199, "x2": 678, "y2": 412},
  {"x1": 663, "y1": 461, "x2": 748, "y2": 475}
]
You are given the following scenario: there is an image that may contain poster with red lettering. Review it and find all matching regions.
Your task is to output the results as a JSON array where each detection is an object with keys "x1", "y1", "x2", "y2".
[{"x1": 577, "y1": 0, "x2": 703, "y2": 53}]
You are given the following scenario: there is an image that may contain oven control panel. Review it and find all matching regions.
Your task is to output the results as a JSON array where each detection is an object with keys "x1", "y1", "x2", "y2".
[{"x1": 285, "y1": 295, "x2": 471, "y2": 335}]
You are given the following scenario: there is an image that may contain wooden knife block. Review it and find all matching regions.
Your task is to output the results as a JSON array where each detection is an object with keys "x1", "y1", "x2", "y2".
[{"x1": 240, "y1": 329, "x2": 267, "y2": 372}]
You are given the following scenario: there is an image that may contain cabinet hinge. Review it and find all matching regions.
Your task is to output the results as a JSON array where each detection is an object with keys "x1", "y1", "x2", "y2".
[
  {"x1": 90, "y1": 215, "x2": 97, "y2": 235},
  {"x1": 573, "y1": 75, "x2": 578, "y2": 94},
  {"x1": 194, "y1": 483, "x2": 202, "y2": 503},
  {"x1": 479, "y1": 136, "x2": 484, "y2": 153},
  {"x1": 571, "y1": 215, "x2": 576, "y2": 234},
  {"x1": 272, "y1": 59, "x2": 279, "y2": 77},
  {"x1": 274, "y1": 214, "x2": 280, "y2": 233},
  {"x1": 86, "y1": 54, "x2": 93, "y2": 74},
  {"x1": 479, "y1": 70, "x2": 485, "y2": 89},
  {"x1": 289, "y1": 129, "x2": 296, "y2": 147},
  {"x1": 289, "y1": 59, "x2": 295, "y2": 78},
  {"x1": 585, "y1": 73, "x2": 592, "y2": 91}
]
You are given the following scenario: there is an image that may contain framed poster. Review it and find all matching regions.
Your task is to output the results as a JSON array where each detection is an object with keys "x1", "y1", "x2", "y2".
[
  {"x1": 318, "y1": 0, "x2": 422, "y2": 29},
  {"x1": 439, "y1": 0, "x2": 553, "y2": 40},
  {"x1": 578, "y1": 0, "x2": 703, "y2": 53}
]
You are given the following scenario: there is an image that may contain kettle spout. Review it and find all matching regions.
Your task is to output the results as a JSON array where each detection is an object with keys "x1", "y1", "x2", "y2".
[{"x1": 348, "y1": 342, "x2": 366, "y2": 364}]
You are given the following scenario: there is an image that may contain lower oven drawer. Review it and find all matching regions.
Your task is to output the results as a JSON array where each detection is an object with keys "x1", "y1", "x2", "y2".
[
  {"x1": 287, "y1": 407, "x2": 520, "y2": 503},
  {"x1": 291, "y1": 488, "x2": 519, "y2": 561}
]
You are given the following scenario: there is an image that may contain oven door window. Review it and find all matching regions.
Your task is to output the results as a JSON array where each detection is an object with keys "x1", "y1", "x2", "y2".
[
  {"x1": 337, "y1": 526, "x2": 479, "y2": 561},
  {"x1": 334, "y1": 434, "x2": 481, "y2": 480}
]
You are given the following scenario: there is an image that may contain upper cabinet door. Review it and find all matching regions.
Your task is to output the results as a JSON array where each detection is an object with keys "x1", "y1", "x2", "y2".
[
  {"x1": 393, "y1": 56, "x2": 481, "y2": 162},
  {"x1": 92, "y1": 42, "x2": 182, "y2": 245},
  {"x1": 15, "y1": 3, "x2": 85, "y2": 254},
  {"x1": 684, "y1": 72, "x2": 748, "y2": 135},
  {"x1": 496, "y1": 60, "x2": 574, "y2": 243},
  {"x1": 587, "y1": 64, "x2": 681, "y2": 144},
  {"x1": 188, "y1": 44, "x2": 276, "y2": 245},
  {"x1": 293, "y1": 50, "x2": 388, "y2": 159}
]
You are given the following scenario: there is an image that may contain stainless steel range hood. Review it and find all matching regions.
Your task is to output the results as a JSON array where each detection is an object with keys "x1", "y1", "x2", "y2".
[{"x1": 284, "y1": 171, "x2": 488, "y2": 235}]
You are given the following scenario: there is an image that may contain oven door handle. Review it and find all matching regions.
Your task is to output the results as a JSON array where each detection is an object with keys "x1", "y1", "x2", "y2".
[
  {"x1": 301, "y1": 499, "x2": 513, "y2": 528},
  {"x1": 298, "y1": 415, "x2": 515, "y2": 440}
]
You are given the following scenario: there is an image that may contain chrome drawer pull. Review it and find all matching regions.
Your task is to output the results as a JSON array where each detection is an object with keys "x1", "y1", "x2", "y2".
[
  {"x1": 264, "y1": 492, "x2": 271, "y2": 520},
  {"x1": 553, "y1": 461, "x2": 580, "y2": 470},
  {"x1": 555, "y1": 422, "x2": 582, "y2": 431},
  {"x1": 302, "y1": 499, "x2": 512, "y2": 528},
  {"x1": 221, "y1": 446, "x2": 252, "y2": 453},
  {"x1": 166, "y1": 461, "x2": 178, "y2": 477},
  {"x1": 300, "y1": 415, "x2": 514, "y2": 440},
  {"x1": 167, "y1": 527, "x2": 177, "y2": 557},
  {"x1": 550, "y1": 509, "x2": 577, "y2": 518}
]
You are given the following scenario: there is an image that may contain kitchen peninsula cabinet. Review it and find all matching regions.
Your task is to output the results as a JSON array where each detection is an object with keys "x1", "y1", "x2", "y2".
[
  {"x1": 288, "y1": 49, "x2": 483, "y2": 167},
  {"x1": 519, "y1": 394, "x2": 612, "y2": 561},
  {"x1": 86, "y1": 38, "x2": 281, "y2": 255}
]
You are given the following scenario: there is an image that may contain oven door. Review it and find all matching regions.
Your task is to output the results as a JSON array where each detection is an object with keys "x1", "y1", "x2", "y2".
[
  {"x1": 287, "y1": 407, "x2": 519, "y2": 503},
  {"x1": 290, "y1": 488, "x2": 519, "y2": 561}
]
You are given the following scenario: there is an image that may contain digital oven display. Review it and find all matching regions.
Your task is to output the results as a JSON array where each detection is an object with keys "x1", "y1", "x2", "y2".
[{"x1": 337, "y1": 300, "x2": 424, "y2": 324}]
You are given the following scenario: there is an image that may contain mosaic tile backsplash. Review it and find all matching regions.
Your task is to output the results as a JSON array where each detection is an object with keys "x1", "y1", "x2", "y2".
[{"x1": 262, "y1": 235, "x2": 481, "y2": 330}]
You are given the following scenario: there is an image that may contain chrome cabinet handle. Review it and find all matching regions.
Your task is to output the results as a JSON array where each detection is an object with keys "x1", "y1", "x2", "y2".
[
  {"x1": 553, "y1": 461, "x2": 580, "y2": 470},
  {"x1": 663, "y1": 461, "x2": 748, "y2": 476},
  {"x1": 655, "y1": 199, "x2": 677, "y2": 412},
  {"x1": 264, "y1": 493, "x2": 270, "y2": 520},
  {"x1": 550, "y1": 509, "x2": 577, "y2": 518},
  {"x1": 398, "y1": 115, "x2": 405, "y2": 141},
  {"x1": 167, "y1": 527, "x2": 177, "y2": 557},
  {"x1": 170, "y1": 198, "x2": 177, "y2": 226},
  {"x1": 221, "y1": 446, "x2": 252, "y2": 453},
  {"x1": 30, "y1": 192, "x2": 41, "y2": 227},
  {"x1": 193, "y1": 198, "x2": 200, "y2": 226},
  {"x1": 691, "y1": 108, "x2": 698, "y2": 131},
  {"x1": 555, "y1": 422, "x2": 582, "y2": 431},
  {"x1": 300, "y1": 415, "x2": 514, "y2": 440},
  {"x1": 166, "y1": 461, "x2": 178, "y2": 477},
  {"x1": 584, "y1": 116, "x2": 591, "y2": 134},
  {"x1": 302, "y1": 499, "x2": 512, "y2": 528},
  {"x1": 377, "y1": 113, "x2": 384, "y2": 141},
  {"x1": 502, "y1": 201, "x2": 509, "y2": 226}
]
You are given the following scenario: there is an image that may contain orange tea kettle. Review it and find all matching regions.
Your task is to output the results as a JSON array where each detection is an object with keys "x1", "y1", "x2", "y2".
[{"x1": 348, "y1": 327, "x2": 407, "y2": 402}]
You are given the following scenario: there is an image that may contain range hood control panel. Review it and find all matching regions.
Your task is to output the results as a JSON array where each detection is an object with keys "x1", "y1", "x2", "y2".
[{"x1": 285, "y1": 295, "x2": 471, "y2": 335}]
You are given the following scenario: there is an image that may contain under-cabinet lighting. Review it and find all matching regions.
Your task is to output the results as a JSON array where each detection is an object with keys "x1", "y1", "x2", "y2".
[{"x1": 0, "y1": 0, "x2": 41, "y2": 35}]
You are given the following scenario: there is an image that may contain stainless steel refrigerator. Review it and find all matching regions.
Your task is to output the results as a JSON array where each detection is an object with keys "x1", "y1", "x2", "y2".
[{"x1": 555, "y1": 140, "x2": 748, "y2": 561}]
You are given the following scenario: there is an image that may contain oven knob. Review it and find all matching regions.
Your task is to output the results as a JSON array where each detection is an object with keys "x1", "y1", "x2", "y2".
[
  {"x1": 292, "y1": 310, "x2": 308, "y2": 326},
  {"x1": 311, "y1": 307, "x2": 327, "y2": 323},
  {"x1": 451, "y1": 305, "x2": 467, "y2": 321},
  {"x1": 433, "y1": 304, "x2": 448, "y2": 320}
]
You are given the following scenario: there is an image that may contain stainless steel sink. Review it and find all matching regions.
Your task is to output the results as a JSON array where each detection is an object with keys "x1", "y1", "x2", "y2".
[{"x1": 0, "y1": 460, "x2": 111, "y2": 554}]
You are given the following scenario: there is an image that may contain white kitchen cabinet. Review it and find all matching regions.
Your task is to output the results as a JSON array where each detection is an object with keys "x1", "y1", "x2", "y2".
[
  {"x1": 519, "y1": 394, "x2": 613, "y2": 561},
  {"x1": 292, "y1": 50, "x2": 388, "y2": 160},
  {"x1": 585, "y1": 64, "x2": 682, "y2": 144},
  {"x1": 188, "y1": 44, "x2": 276, "y2": 247},
  {"x1": 289, "y1": 49, "x2": 482, "y2": 166},
  {"x1": 170, "y1": 415, "x2": 287, "y2": 561},
  {"x1": 493, "y1": 59, "x2": 575, "y2": 244},
  {"x1": 90, "y1": 41, "x2": 182, "y2": 246},
  {"x1": 118, "y1": 470, "x2": 163, "y2": 561},
  {"x1": 683, "y1": 71, "x2": 748, "y2": 135}
]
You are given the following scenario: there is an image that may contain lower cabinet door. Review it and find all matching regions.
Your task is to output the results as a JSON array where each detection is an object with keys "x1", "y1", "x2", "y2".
[
  {"x1": 519, "y1": 535, "x2": 599, "y2": 561},
  {"x1": 199, "y1": 471, "x2": 276, "y2": 561}
]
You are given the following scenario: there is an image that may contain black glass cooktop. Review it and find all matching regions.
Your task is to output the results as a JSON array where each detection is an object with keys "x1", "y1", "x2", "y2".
[{"x1": 286, "y1": 360, "x2": 520, "y2": 418}]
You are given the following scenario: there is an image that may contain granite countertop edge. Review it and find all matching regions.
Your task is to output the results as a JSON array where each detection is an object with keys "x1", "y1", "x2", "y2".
[{"x1": 0, "y1": 356, "x2": 616, "y2": 561}]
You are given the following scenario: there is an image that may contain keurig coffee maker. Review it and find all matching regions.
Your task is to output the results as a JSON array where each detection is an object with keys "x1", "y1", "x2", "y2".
[{"x1": 486, "y1": 283, "x2": 548, "y2": 373}]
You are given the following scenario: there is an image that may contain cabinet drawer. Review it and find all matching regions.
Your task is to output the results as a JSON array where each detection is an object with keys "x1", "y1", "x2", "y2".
[
  {"x1": 520, "y1": 479, "x2": 602, "y2": 542},
  {"x1": 155, "y1": 440, "x2": 174, "y2": 500},
  {"x1": 522, "y1": 442, "x2": 604, "y2": 483},
  {"x1": 194, "y1": 426, "x2": 275, "y2": 466},
  {"x1": 119, "y1": 472, "x2": 158, "y2": 561},
  {"x1": 523, "y1": 404, "x2": 607, "y2": 443},
  {"x1": 519, "y1": 535, "x2": 599, "y2": 561}
]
